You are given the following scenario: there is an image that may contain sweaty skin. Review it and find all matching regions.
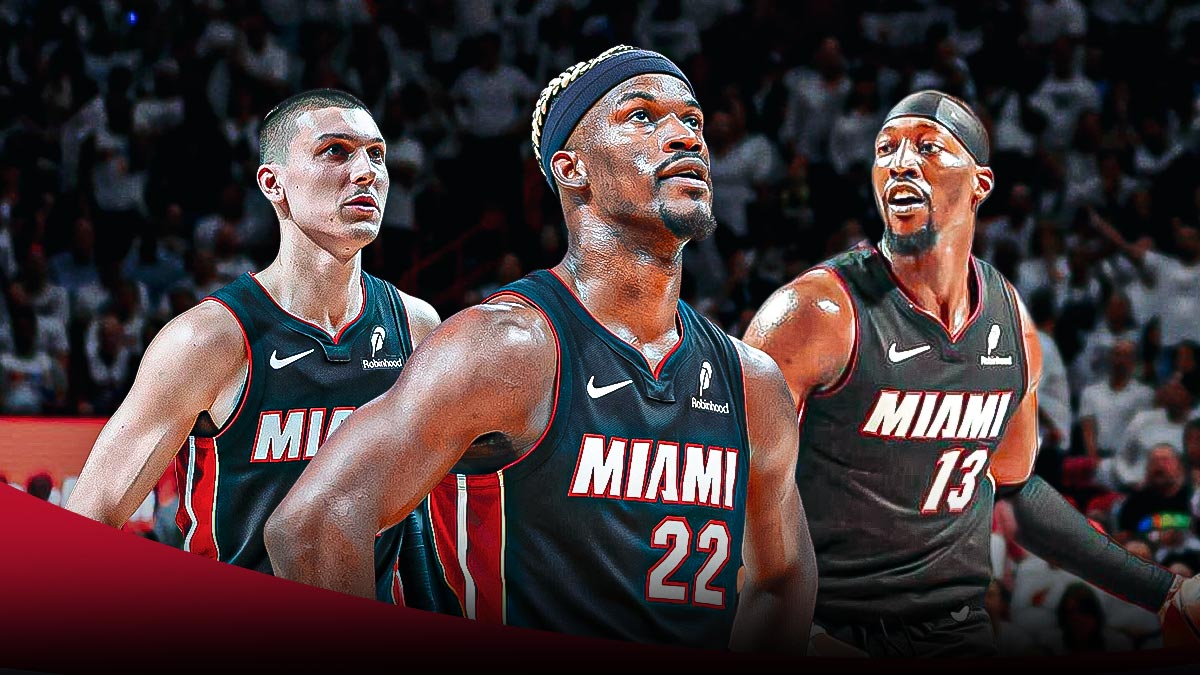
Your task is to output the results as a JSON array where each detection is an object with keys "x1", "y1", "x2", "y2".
[
  {"x1": 746, "y1": 109, "x2": 1197, "y2": 652},
  {"x1": 266, "y1": 73, "x2": 817, "y2": 651},
  {"x1": 66, "y1": 104, "x2": 440, "y2": 529}
]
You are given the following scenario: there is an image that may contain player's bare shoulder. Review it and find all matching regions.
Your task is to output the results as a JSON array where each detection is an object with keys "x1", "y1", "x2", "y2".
[
  {"x1": 408, "y1": 292, "x2": 558, "y2": 407},
  {"x1": 744, "y1": 266, "x2": 856, "y2": 399},
  {"x1": 146, "y1": 299, "x2": 248, "y2": 382},
  {"x1": 397, "y1": 290, "x2": 442, "y2": 344}
]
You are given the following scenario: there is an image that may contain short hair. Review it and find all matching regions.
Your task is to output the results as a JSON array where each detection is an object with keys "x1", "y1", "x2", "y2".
[{"x1": 259, "y1": 89, "x2": 370, "y2": 165}]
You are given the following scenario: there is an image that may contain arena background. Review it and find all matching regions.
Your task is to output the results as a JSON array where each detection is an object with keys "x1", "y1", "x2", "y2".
[{"x1": 1, "y1": 0, "x2": 1200, "y2": 657}]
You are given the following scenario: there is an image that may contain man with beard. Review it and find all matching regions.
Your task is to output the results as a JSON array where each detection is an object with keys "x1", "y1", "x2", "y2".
[
  {"x1": 745, "y1": 90, "x2": 1199, "y2": 656},
  {"x1": 265, "y1": 47, "x2": 816, "y2": 650}
]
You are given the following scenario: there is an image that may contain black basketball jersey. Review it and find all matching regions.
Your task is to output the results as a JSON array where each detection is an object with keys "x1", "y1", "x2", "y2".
[
  {"x1": 425, "y1": 270, "x2": 752, "y2": 647},
  {"x1": 798, "y1": 244, "x2": 1027, "y2": 622},
  {"x1": 173, "y1": 272, "x2": 422, "y2": 604}
]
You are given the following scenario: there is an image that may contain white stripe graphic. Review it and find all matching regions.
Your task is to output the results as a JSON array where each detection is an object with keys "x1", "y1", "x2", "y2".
[
  {"x1": 498, "y1": 471, "x2": 507, "y2": 625},
  {"x1": 183, "y1": 437, "x2": 198, "y2": 551},
  {"x1": 211, "y1": 437, "x2": 221, "y2": 559},
  {"x1": 457, "y1": 474, "x2": 477, "y2": 620}
]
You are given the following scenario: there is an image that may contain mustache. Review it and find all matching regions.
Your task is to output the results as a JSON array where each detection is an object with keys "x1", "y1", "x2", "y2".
[
  {"x1": 654, "y1": 151, "x2": 709, "y2": 177},
  {"x1": 884, "y1": 177, "x2": 932, "y2": 199}
]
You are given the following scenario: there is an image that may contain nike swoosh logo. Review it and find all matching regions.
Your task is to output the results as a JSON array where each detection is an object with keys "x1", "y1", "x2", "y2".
[
  {"x1": 887, "y1": 343, "x2": 931, "y2": 363},
  {"x1": 270, "y1": 348, "x2": 315, "y2": 369},
  {"x1": 587, "y1": 376, "x2": 633, "y2": 399},
  {"x1": 950, "y1": 606, "x2": 970, "y2": 623}
]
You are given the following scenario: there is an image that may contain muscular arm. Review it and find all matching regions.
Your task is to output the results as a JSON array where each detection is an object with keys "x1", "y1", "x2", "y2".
[
  {"x1": 993, "y1": 284, "x2": 1178, "y2": 612},
  {"x1": 264, "y1": 300, "x2": 556, "y2": 598},
  {"x1": 742, "y1": 268, "x2": 855, "y2": 407},
  {"x1": 65, "y1": 301, "x2": 247, "y2": 526},
  {"x1": 730, "y1": 341, "x2": 817, "y2": 652}
]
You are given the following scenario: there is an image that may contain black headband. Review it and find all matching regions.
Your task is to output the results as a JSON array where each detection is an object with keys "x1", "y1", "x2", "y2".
[
  {"x1": 536, "y1": 47, "x2": 693, "y2": 189},
  {"x1": 883, "y1": 90, "x2": 990, "y2": 164}
]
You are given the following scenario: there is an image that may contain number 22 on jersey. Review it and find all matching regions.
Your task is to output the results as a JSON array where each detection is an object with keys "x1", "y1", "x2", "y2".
[{"x1": 646, "y1": 517, "x2": 731, "y2": 608}]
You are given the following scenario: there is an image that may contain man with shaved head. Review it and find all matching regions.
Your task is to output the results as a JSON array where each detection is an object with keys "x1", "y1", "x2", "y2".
[
  {"x1": 67, "y1": 89, "x2": 450, "y2": 610},
  {"x1": 745, "y1": 90, "x2": 1200, "y2": 655}
]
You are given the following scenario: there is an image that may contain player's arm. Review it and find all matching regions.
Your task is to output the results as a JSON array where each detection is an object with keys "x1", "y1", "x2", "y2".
[
  {"x1": 264, "y1": 300, "x2": 555, "y2": 598},
  {"x1": 399, "y1": 291, "x2": 442, "y2": 345},
  {"x1": 742, "y1": 268, "x2": 855, "y2": 406},
  {"x1": 742, "y1": 268, "x2": 867, "y2": 655},
  {"x1": 729, "y1": 340, "x2": 817, "y2": 652},
  {"x1": 992, "y1": 284, "x2": 1187, "y2": 616},
  {"x1": 65, "y1": 301, "x2": 247, "y2": 527}
]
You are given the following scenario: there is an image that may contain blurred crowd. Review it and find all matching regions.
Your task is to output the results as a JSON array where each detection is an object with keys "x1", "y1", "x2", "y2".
[{"x1": 2, "y1": 0, "x2": 1200, "y2": 655}]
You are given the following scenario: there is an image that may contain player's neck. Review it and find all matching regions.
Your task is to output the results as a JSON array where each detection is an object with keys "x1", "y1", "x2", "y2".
[
  {"x1": 554, "y1": 220, "x2": 683, "y2": 352},
  {"x1": 255, "y1": 229, "x2": 365, "y2": 337},
  {"x1": 881, "y1": 231, "x2": 975, "y2": 335}
]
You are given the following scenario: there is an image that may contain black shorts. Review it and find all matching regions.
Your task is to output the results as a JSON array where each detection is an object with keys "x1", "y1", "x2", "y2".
[{"x1": 818, "y1": 605, "x2": 997, "y2": 658}]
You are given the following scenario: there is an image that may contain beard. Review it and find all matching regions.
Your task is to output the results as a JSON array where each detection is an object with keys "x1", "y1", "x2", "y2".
[
  {"x1": 658, "y1": 201, "x2": 717, "y2": 242},
  {"x1": 883, "y1": 217, "x2": 938, "y2": 256}
]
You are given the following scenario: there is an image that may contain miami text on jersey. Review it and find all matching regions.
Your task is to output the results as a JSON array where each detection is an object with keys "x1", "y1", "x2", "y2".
[
  {"x1": 250, "y1": 407, "x2": 356, "y2": 462},
  {"x1": 860, "y1": 390, "x2": 1014, "y2": 440},
  {"x1": 568, "y1": 434, "x2": 738, "y2": 509}
]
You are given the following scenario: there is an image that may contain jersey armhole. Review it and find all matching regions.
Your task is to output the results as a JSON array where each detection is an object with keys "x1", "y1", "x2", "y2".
[
  {"x1": 387, "y1": 283, "x2": 415, "y2": 357},
  {"x1": 731, "y1": 343, "x2": 755, "y2": 464},
  {"x1": 483, "y1": 290, "x2": 566, "y2": 478},
  {"x1": 1001, "y1": 279, "x2": 1032, "y2": 401},
  {"x1": 200, "y1": 297, "x2": 253, "y2": 439},
  {"x1": 812, "y1": 265, "x2": 859, "y2": 399}
]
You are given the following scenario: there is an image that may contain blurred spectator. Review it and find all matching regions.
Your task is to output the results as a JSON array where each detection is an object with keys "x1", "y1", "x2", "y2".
[
  {"x1": 1109, "y1": 380, "x2": 1195, "y2": 490},
  {"x1": 780, "y1": 37, "x2": 849, "y2": 164},
  {"x1": 195, "y1": 183, "x2": 267, "y2": 255},
  {"x1": 1117, "y1": 445, "x2": 1193, "y2": 535},
  {"x1": 1029, "y1": 39, "x2": 1100, "y2": 151},
  {"x1": 1016, "y1": 221, "x2": 1068, "y2": 303},
  {"x1": 1073, "y1": 293, "x2": 1140, "y2": 388},
  {"x1": 1047, "y1": 583, "x2": 1133, "y2": 654},
  {"x1": 985, "y1": 580, "x2": 1037, "y2": 655},
  {"x1": 450, "y1": 31, "x2": 537, "y2": 210},
  {"x1": 0, "y1": 307, "x2": 66, "y2": 414},
  {"x1": 827, "y1": 77, "x2": 882, "y2": 178},
  {"x1": 49, "y1": 218, "x2": 100, "y2": 296},
  {"x1": 1079, "y1": 340, "x2": 1154, "y2": 460},
  {"x1": 709, "y1": 100, "x2": 782, "y2": 247},
  {"x1": 82, "y1": 312, "x2": 135, "y2": 415},
  {"x1": 1096, "y1": 214, "x2": 1200, "y2": 355},
  {"x1": 1026, "y1": 0, "x2": 1088, "y2": 46},
  {"x1": 9, "y1": 246, "x2": 68, "y2": 338},
  {"x1": 981, "y1": 183, "x2": 1036, "y2": 261},
  {"x1": 25, "y1": 472, "x2": 53, "y2": 502},
  {"x1": 1029, "y1": 288, "x2": 1072, "y2": 469}
]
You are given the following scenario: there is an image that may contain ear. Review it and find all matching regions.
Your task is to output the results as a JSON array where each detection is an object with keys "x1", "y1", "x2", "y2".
[
  {"x1": 257, "y1": 164, "x2": 286, "y2": 208},
  {"x1": 974, "y1": 165, "x2": 994, "y2": 208},
  {"x1": 550, "y1": 149, "x2": 588, "y2": 192}
]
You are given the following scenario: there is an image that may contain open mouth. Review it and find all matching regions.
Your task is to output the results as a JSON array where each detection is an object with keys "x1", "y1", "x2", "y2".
[
  {"x1": 344, "y1": 195, "x2": 379, "y2": 210},
  {"x1": 658, "y1": 159, "x2": 710, "y2": 188},
  {"x1": 885, "y1": 184, "x2": 928, "y2": 211}
]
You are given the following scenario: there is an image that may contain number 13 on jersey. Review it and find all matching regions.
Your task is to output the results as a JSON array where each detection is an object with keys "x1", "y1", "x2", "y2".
[
  {"x1": 921, "y1": 447, "x2": 990, "y2": 514},
  {"x1": 646, "y1": 517, "x2": 731, "y2": 608}
]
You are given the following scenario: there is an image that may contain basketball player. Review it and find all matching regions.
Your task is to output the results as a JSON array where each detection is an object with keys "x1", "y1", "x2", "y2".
[
  {"x1": 66, "y1": 90, "x2": 450, "y2": 608},
  {"x1": 265, "y1": 47, "x2": 817, "y2": 650},
  {"x1": 744, "y1": 90, "x2": 1200, "y2": 656}
]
